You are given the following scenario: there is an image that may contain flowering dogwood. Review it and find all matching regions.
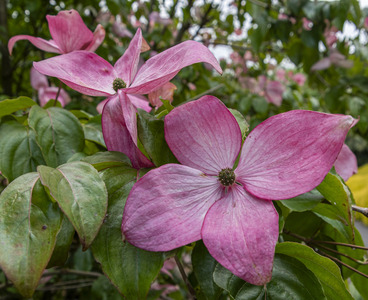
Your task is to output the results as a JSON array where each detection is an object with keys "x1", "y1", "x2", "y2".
[
  {"x1": 122, "y1": 96, "x2": 357, "y2": 285},
  {"x1": 8, "y1": 9, "x2": 105, "y2": 55},
  {"x1": 335, "y1": 144, "x2": 358, "y2": 181},
  {"x1": 34, "y1": 28, "x2": 221, "y2": 168}
]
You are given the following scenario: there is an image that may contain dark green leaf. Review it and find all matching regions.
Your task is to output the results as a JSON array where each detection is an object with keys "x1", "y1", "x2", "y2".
[
  {"x1": 213, "y1": 254, "x2": 326, "y2": 300},
  {"x1": 92, "y1": 166, "x2": 164, "y2": 299},
  {"x1": 0, "y1": 121, "x2": 46, "y2": 181},
  {"x1": 29, "y1": 106, "x2": 85, "y2": 167},
  {"x1": 137, "y1": 109, "x2": 178, "y2": 166},
  {"x1": 0, "y1": 173, "x2": 62, "y2": 298},
  {"x1": 276, "y1": 242, "x2": 353, "y2": 300},
  {"x1": 82, "y1": 151, "x2": 132, "y2": 171},
  {"x1": 0, "y1": 96, "x2": 36, "y2": 118},
  {"x1": 38, "y1": 162, "x2": 108, "y2": 250},
  {"x1": 192, "y1": 241, "x2": 222, "y2": 300},
  {"x1": 281, "y1": 190, "x2": 323, "y2": 212}
]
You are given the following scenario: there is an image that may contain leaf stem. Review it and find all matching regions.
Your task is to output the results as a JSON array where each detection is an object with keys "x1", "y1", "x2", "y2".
[
  {"x1": 43, "y1": 268, "x2": 102, "y2": 278},
  {"x1": 174, "y1": 255, "x2": 197, "y2": 299},
  {"x1": 54, "y1": 80, "x2": 62, "y2": 106}
]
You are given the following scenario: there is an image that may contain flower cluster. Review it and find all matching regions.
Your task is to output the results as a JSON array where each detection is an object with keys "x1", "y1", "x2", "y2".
[{"x1": 10, "y1": 9, "x2": 358, "y2": 287}]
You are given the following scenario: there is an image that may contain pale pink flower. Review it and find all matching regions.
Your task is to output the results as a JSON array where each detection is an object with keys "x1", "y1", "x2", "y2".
[
  {"x1": 30, "y1": 67, "x2": 70, "y2": 107},
  {"x1": 302, "y1": 18, "x2": 313, "y2": 31},
  {"x1": 258, "y1": 75, "x2": 284, "y2": 106},
  {"x1": 122, "y1": 95, "x2": 357, "y2": 285},
  {"x1": 324, "y1": 24, "x2": 338, "y2": 48},
  {"x1": 311, "y1": 50, "x2": 353, "y2": 71},
  {"x1": 34, "y1": 29, "x2": 222, "y2": 169},
  {"x1": 334, "y1": 144, "x2": 358, "y2": 181},
  {"x1": 235, "y1": 28, "x2": 243, "y2": 35},
  {"x1": 8, "y1": 9, "x2": 105, "y2": 55},
  {"x1": 291, "y1": 73, "x2": 306, "y2": 86},
  {"x1": 112, "y1": 19, "x2": 133, "y2": 38},
  {"x1": 276, "y1": 69, "x2": 286, "y2": 82},
  {"x1": 364, "y1": 17, "x2": 368, "y2": 30},
  {"x1": 149, "y1": 12, "x2": 172, "y2": 26},
  {"x1": 188, "y1": 82, "x2": 196, "y2": 91}
]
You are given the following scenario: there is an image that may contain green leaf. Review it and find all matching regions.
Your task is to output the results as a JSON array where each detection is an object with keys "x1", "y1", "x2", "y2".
[
  {"x1": 281, "y1": 189, "x2": 324, "y2": 212},
  {"x1": 0, "y1": 173, "x2": 62, "y2": 298},
  {"x1": 29, "y1": 105, "x2": 85, "y2": 167},
  {"x1": 92, "y1": 166, "x2": 164, "y2": 299},
  {"x1": 192, "y1": 241, "x2": 222, "y2": 300},
  {"x1": 47, "y1": 217, "x2": 75, "y2": 268},
  {"x1": 213, "y1": 254, "x2": 326, "y2": 300},
  {"x1": 0, "y1": 96, "x2": 36, "y2": 118},
  {"x1": 83, "y1": 115, "x2": 106, "y2": 147},
  {"x1": 38, "y1": 162, "x2": 108, "y2": 250},
  {"x1": 316, "y1": 173, "x2": 354, "y2": 240},
  {"x1": 42, "y1": 99, "x2": 62, "y2": 108},
  {"x1": 0, "y1": 121, "x2": 46, "y2": 181},
  {"x1": 276, "y1": 242, "x2": 353, "y2": 300},
  {"x1": 137, "y1": 109, "x2": 178, "y2": 166},
  {"x1": 82, "y1": 151, "x2": 132, "y2": 171},
  {"x1": 229, "y1": 108, "x2": 249, "y2": 140}
]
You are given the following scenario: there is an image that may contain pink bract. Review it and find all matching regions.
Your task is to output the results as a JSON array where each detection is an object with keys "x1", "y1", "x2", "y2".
[
  {"x1": 122, "y1": 95, "x2": 357, "y2": 285},
  {"x1": 8, "y1": 9, "x2": 105, "y2": 55},
  {"x1": 34, "y1": 28, "x2": 222, "y2": 168},
  {"x1": 334, "y1": 144, "x2": 358, "y2": 181}
]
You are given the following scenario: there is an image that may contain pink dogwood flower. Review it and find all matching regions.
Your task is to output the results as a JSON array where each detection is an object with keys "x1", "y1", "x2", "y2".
[
  {"x1": 122, "y1": 95, "x2": 357, "y2": 285},
  {"x1": 33, "y1": 29, "x2": 222, "y2": 168},
  {"x1": 8, "y1": 9, "x2": 105, "y2": 55},
  {"x1": 30, "y1": 67, "x2": 70, "y2": 107},
  {"x1": 148, "y1": 82, "x2": 177, "y2": 108},
  {"x1": 258, "y1": 75, "x2": 284, "y2": 106}
]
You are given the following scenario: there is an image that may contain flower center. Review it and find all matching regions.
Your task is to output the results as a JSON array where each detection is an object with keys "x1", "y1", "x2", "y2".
[
  {"x1": 218, "y1": 168, "x2": 235, "y2": 186},
  {"x1": 113, "y1": 78, "x2": 126, "y2": 92}
]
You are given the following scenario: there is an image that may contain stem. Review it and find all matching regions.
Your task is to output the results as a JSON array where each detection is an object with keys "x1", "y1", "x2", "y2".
[
  {"x1": 352, "y1": 205, "x2": 368, "y2": 218},
  {"x1": 186, "y1": 84, "x2": 224, "y2": 102},
  {"x1": 43, "y1": 268, "x2": 102, "y2": 278},
  {"x1": 315, "y1": 249, "x2": 368, "y2": 279},
  {"x1": 54, "y1": 81, "x2": 62, "y2": 105},
  {"x1": 174, "y1": 255, "x2": 196, "y2": 299}
]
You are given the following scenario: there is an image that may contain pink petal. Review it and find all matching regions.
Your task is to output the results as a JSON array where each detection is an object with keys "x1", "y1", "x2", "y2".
[
  {"x1": 311, "y1": 57, "x2": 331, "y2": 71},
  {"x1": 84, "y1": 24, "x2": 106, "y2": 52},
  {"x1": 265, "y1": 80, "x2": 284, "y2": 106},
  {"x1": 128, "y1": 94, "x2": 151, "y2": 112},
  {"x1": 202, "y1": 185, "x2": 278, "y2": 285},
  {"x1": 122, "y1": 164, "x2": 223, "y2": 251},
  {"x1": 101, "y1": 93, "x2": 153, "y2": 169},
  {"x1": 33, "y1": 51, "x2": 116, "y2": 96},
  {"x1": 165, "y1": 96, "x2": 242, "y2": 175},
  {"x1": 38, "y1": 87, "x2": 71, "y2": 107},
  {"x1": 8, "y1": 35, "x2": 61, "y2": 55},
  {"x1": 334, "y1": 144, "x2": 358, "y2": 181},
  {"x1": 46, "y1": 9, "x2": 94, "y2": 53},
  {"x1": 148, "y1": 82, "x2": 177, "y2": 108},
  {"x1": 30, "y1": 67, "x2": 49, "y2": 90},
  {"x1": 96, "y1": 99, "x2": 108, "y2": 114},
  {"x1": 114, "y1": 28, "x2": 143, "y2": 86},
  {"x1": 125, "y1": 40, "x2": 222, "y2": 94},
  {"x1": 236, "y1": 110, "x2": 357, "y2": 200}
]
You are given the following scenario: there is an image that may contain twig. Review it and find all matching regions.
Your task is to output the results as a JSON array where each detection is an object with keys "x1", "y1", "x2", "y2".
[
  {"x1": 174, "y1": 255, "x2": 196, "y2": 299},
  {"x1": 54, "y1": 80, "x2": 63, "y2": 105},
  {"x1": 352, "y1": 205, "x2": 368, "y2": 218},
  {"x1": 315, "y1": 248, "x2": 368, "y2": 279},
  {"x1": 37, "y1": 282, "x2": 94, "y2": 291},
  {"x1": 43, "y1": 268, "x2": 102, "y2": 278}
]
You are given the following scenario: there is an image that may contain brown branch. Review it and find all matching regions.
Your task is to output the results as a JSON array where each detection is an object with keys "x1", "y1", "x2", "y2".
[
  {"x1": 352, "y1": 205, "x2": 368, "y2": 218},
  {"x1": 43, "y1": 268, "x2": 102, "y2": 278}
]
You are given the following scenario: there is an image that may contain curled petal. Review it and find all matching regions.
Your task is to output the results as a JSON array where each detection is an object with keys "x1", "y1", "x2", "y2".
[
  {"x1": 165, "y1": 96, "x2": 242, "y2": 175},
  {"x1": 96, "y1": 99, "x2": 108, "y2": 114},
  {"x1": 8, "y1": 35, "x2": 60, "y2": 55},
  {"x1": 46, "y1": 9, "x2": 94, "y2": 53},
  {"x1": 148, "y1": 82, "x2": 176, "y2": 107},
  {"x1": 30, "y1": 67, "x2": 49, "y2": 90},
  {"x1": 38, "y1": 87, "x2": 71, "y2": 107},
  {"x1": 114, "y1": 28, "x2": 142, "y2": 86},
  {"x1": 122, "y1": 164, "x2": 223, "y2": 251},
  {"x1": 334, "y1": 144, "x2": 358, "y2": 181},
  {"x1": 101, "y1": 94, "x2": 153, "y2": 169},
  {"x1": 33, "y1": 51, "x2": 116, "y2": 96},
  {"x1": 128, "y1": 94, "x2": 151, "y2": 112},
  {"x1": 85, "y1": 24, "x2": 106, "y2": 52},
  {"x1": 202, "y1": 185, "x2": 279, "y2": 285},
  {"x1": 126, "y1": 40, "x2": 222, "y2": 94},
  {"x1": 236, "y1": 110, "x2": 357, "y2": 200}
]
